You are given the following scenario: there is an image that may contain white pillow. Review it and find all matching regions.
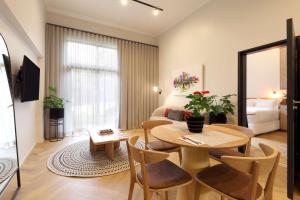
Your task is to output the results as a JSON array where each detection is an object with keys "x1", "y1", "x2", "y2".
[
  {"x1": 247, "y1": 99, "x2": 256, "y2": 107},
  {"x1": 255, "y1": 99, "x2": 279, "y2": 110}
]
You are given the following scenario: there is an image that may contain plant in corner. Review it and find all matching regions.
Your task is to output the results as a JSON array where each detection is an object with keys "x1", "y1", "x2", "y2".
[
  {"x1": 209, "y1": 94, "x2": 236, "y2": 124},
  {"x1": 184, "y1": 91, "x2": 213, "y2": 133},
  {"x1": 44, "y1": 86, "x2": 64, "y2": 120}
]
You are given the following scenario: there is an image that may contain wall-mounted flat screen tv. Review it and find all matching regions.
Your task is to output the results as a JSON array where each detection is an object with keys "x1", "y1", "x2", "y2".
[{"x1": 21, "y1": 56, "x2": 40, "y2": 102}]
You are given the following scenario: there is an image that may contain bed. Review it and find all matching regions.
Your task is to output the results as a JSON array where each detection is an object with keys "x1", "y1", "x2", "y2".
[{"x1": 247, "y1": 99, "x2": 280, "y2": 135}]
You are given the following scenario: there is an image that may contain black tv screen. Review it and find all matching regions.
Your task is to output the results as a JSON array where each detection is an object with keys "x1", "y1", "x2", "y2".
[{"x1": 21, "y1": 56, "x2": 40, "y2": 102}]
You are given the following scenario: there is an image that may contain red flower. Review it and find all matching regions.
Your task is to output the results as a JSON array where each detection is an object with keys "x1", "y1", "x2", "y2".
[
  {"x1": 201, "y1": 90, "x2": 210, "y2": 94},
  {"x1": 193, "y1": 91, "x2": 201, "y2": 95},
  {"x1": 184, "y1": 111, "x2": 193, "y2": 120}
]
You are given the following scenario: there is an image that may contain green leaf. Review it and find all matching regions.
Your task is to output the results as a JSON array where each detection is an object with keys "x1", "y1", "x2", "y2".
[{"x1": 44, "y1": 86, "x2": 65, "y2": 109}]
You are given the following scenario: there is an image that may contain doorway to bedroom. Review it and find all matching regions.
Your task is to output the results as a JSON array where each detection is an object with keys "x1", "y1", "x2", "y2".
[
  {"x1": 238, "y1": 19, "x2": 300, "y2": 197},
  {"x1": 245, "y1": 44, "x2": 288, "y2": 171},
  {"x1": 246, "y1": 46, "x2": 287, "y2": 138},
  {"x1": 238, "y1": 39, "x2": 289, "y2": 196}
]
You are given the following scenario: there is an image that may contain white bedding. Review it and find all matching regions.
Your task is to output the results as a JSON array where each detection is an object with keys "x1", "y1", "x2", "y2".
[
  {"x1": 247, "y1": 107, "x2": 279, "y2": 123},
  {"x1": 246, "y1": 99, "x2": 280, "y2": 135}
]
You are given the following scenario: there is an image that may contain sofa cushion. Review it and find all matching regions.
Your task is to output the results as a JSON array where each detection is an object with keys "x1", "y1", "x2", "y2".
[
  {"x1": 167, "y1": 110, "x2": 184, "y2": 121},
  {"x1": 164, "y1": 108, "x2": 173, "y2": 117},
  {"x1": 183, "y1": 111, "x2": 193, "y2": 120}
]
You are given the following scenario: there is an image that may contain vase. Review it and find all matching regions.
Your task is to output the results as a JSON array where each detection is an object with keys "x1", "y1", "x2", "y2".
[
  {"x1": 208, "y1": 112, "x2": 227, "y2": 124},
  {"x1": 186, "y1": 116, "x2": 205, "y2": 133},
  {"x1": 49, "y1": 108, "x2": 64, "y2": 120}
]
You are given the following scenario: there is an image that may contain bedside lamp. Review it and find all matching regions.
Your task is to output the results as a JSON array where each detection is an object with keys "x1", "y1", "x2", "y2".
[
  {"x1": 271, "y1": 90, "x2": 281, "y2": 99},
  {"x1": 153, "y1": 86, "x2": 162, "y2": 94}
]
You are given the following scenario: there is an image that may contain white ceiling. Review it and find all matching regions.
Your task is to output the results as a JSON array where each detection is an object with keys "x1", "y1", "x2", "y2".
[{"x1": 45, "y1": 0, "x2": 211, "y2": 37}]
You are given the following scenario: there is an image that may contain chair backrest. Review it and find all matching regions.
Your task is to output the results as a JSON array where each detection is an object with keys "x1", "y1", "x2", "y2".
[
  {"x1": 141, "y1": 120, "x2": 173, "y2": 149},
  {"x1": 221, "y1": 143, "x2": 280, "y2": 200},
  {"x1": 213, "y1": 124, "x2": 254, "y2": 138},
  {"x1": 213, "y1": 124, "x2": 254, "y2": 156},
  {"x1": 127, "y1": 136, "x2": 169, "y2": 164}
]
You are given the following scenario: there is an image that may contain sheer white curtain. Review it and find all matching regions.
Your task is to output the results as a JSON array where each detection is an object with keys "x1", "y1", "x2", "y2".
[
  {"x1": 63, "y1": 38, "x2": 119, "y2": 133},
  {"x1": 62, "y1": 34, "x2": 119, "y2": 134}
]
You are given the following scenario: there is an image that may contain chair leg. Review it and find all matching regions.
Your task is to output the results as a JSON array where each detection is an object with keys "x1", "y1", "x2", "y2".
[
  {"x1": 128, "y1": 181, "x2": 135, "y2": 200},
  {"x1": 144, "y1": 189, "x2": 152, "y2": 200},
  {"x1": 194, "y1": 182, "x2": 201, "y2": 200},
  {"x1": 178, "y1": 148, "x2": 182, "y2": 164},
  {"x1": 164, "y1": 191, "x2": 168, "y2": 200},
  {"x1": 245, "y1": 140, "x2": 251, "y2": 156}
]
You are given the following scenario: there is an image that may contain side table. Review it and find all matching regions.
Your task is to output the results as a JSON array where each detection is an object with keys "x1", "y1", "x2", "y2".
[{"x1": 49, "y1": 118, "x2": 64, "y2": 142}]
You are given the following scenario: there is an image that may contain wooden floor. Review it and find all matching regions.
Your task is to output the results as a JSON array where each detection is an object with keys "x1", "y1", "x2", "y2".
[{"x1": 0, "y1": 130, "x2": 294, "y2": 200}]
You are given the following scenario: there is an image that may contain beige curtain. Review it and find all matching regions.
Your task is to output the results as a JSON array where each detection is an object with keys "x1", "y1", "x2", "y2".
[
  {"x1": 45, "y1": 25, "x2": 65, "y2": 139},
  {"x1": 118, "y1": 40, "x2": 159, "y2": 130},
  {"x1": 45, "y1": 24, "x2": 158, "y2": 138}
]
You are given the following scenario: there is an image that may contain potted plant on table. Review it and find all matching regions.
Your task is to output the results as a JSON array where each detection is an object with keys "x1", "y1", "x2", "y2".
[
  {"x1": 184, "y1": 91, "x2": 213, "y2": 133},
  {"x1": 44, "y1": 86, "x2": 64, "y2": 120},
  {"x1": 209, "y1": 94, "x2": 236, "y2": 124}
]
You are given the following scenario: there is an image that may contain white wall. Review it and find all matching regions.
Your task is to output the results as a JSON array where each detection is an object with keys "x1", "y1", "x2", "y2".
[
  {"x1": 0, "y1": 0, "x2": 45, "y2": 164},
  {"x1": 4, "y1": 0, "x2": 45, "y2": 55},
  {"x1": 158, "y1": 0, "x2": 300, "y2": 122},
  {"x1": 247, "y1": 48, "x2": 280, "y2": 98},
  {"x1": 47, "y1": 11, "x2": 158, "y2": 46}
]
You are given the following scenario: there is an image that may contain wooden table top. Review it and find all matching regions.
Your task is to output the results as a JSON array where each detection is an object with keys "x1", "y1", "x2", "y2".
[
  {"x1": 151, "y1": 124, "x2": 249, "y2": 149},
  {"x1": 89, "y1": 129, "x2": 128, "y2": 145}
]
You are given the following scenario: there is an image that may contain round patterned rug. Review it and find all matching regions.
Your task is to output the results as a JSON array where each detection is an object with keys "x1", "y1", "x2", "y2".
[
  {"x1": 0, "y1": 158, "x2": 17, "y2": 183},
  {"x1": 47, "y1": 139, "x2": 144, "y2": 177}
]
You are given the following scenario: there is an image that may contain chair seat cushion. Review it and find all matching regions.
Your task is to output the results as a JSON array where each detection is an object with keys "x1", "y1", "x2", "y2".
[
  {"x1": 209, "y1": 148, "x2": 245, "y2": 160},
  {"x1": 147, "y1": 140, "x2": 179, "y2": 151},
  {"x1": 137, "y1": 160, "x2": 192, "y2": 189},
  {"x1": 196, "y1": 164, "x2": 262, "y2": 200}
]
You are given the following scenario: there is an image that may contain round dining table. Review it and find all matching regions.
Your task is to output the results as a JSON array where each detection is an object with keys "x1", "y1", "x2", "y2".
[{"x1": 151, "y1": 123, "x2": 250, "y2": 200}]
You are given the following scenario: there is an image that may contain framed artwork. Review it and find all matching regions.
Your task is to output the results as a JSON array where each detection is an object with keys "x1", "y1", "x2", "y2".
[{"x1": 172, "y1": 66, "x2": 204, "y2": 96}]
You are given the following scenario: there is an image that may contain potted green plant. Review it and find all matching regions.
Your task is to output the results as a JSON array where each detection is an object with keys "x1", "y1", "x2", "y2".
[
  {"x1": 209, "y1": 94, "x2": 236, "y2": 124},
  {"x1": 44, "y1": 86, "x2": 64, "y2": 119},
  {"x1": 184, "y1": 91, "x2": 213, "y2": 133}
]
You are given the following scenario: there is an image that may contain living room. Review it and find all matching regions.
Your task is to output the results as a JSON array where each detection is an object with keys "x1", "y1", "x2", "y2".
[{"x1": 0, "y1": 0, "x2": 300, "y2": 199}]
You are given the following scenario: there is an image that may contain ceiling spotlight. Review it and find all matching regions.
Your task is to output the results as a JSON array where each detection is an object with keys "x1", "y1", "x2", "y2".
[
  {"x1": 121, "y1": 0, "x2": 128, "y2": 6},
  {"x1": 152, "y1": 9, "x2": 160, "y2": 16}
]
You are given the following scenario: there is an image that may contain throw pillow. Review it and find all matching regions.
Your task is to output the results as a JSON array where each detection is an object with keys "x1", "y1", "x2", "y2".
[
  {"x1": 183, "y1": 111, "x2": 193, "y2": 120},
  {"x1": 164, "y1": 108, "x2": 173, "y2": 117},
  {"x1": 167, "y1": 110, "x2": 184, "y2": 121}
]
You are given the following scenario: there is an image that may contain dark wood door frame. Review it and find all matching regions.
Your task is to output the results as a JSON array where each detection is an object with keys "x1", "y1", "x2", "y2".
[
  {"x1": 238, "y1": 39, "x2": 287, "y2": 126},
  {"x1": 238, "y1": 32, "x2": 300, "y2": 199}
]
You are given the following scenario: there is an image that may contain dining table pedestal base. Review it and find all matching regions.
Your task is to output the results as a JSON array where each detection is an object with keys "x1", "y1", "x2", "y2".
[{"x1": 176, "y1": 146, "x2": 211, "y2": 200}]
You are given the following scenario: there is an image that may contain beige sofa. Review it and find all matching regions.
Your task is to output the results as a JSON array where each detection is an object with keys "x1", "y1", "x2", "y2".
[{"x1": 150, "y1": 105, "x2": 209, "y2": 124}]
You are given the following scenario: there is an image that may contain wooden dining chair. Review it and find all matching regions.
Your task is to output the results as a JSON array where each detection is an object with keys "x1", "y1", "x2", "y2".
[
  {"x1": 142, "y1": 120, "x2": 182, "y2": 163},
  {"x1": 208, "y1": 124, "x2": 254, "y2": 161},
  {"x1": 195, "y1": 143, "x2": 280, "y2": 200},
  {"x1": 127, "y1": 136, "x2": 193, "y2": 200}
]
